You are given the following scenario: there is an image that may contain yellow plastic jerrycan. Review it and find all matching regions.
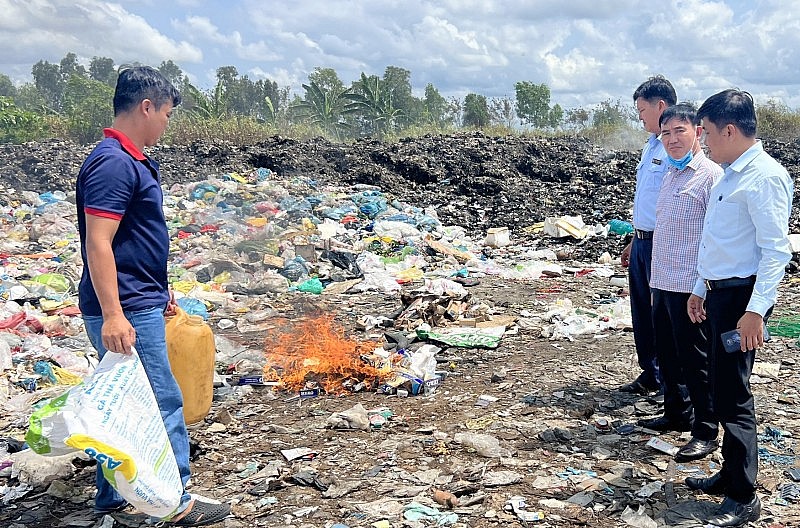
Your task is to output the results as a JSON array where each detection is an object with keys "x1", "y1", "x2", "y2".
[{"x1": 165, "y1": 307, "x2": 215, "y2": 424}]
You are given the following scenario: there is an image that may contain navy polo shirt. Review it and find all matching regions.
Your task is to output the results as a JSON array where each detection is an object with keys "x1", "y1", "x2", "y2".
[{"x1": 76, "y1": 128, "x2": 170, "y2": 316}]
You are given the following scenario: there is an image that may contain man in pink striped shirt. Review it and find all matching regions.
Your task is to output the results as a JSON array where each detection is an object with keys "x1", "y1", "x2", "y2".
[{"x1": 637, "y1": 104, "x2": 722, "y2": 463}]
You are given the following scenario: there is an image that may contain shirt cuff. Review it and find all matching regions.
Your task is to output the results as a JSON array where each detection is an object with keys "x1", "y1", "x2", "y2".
[
  {"x1": 691, "y1": 279, "x2": 707, "y2": 299},
  {"x1": 85, "y1": 207, "x2": 123, "y2": 221},
  {"x1": 746, "y1": 296, "x2": 771, "y2": 318}
]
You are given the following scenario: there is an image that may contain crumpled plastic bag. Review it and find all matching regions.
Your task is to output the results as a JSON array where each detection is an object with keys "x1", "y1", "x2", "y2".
[
  {"x1": 0, "y1": 339, "x2": 11, "y2": 371},
  {"x1": 297, "y1": 278, "x2": 324, "y2": 294},
  {"x1": 417, "y1": 324, "x2": 505, "y2": 349},
  {"x1": 28, "y1": 212, "x2": 77, "y2": 244},
  {"x1": 10, "y1": 448, "x2": 83, "y2": 486},
  {"x1": 326, "y1": 403, "x2": 370, "y2": 430},
  {"x1": 25, "y1": 350, "x2": 182, "y2": 518},
  {"x1": 454, "y1": 432, "x2": 512, "y2": 458},
  {"x1": 620, "y1": 504, "x2": 657, "y2": 528},
  {"x1": 403, "y1": 501, "x2": 458, "y2": 525},
  {"x1": 350, "y1": 272, "x2": 401, "y2": 293}
]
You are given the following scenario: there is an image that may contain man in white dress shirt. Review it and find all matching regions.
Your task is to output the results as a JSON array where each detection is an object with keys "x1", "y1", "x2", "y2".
[{"x1": 685, "y1": 89, "x2": 793, "y2": 527}]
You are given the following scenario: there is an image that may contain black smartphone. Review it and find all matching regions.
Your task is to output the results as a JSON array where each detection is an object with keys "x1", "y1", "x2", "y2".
[
  {"x1": 721, "y1": 324, "x2": 771, "y2": 353},
  {"x1": 721, "y1": 329, "x2": 742, "y2": 353}
]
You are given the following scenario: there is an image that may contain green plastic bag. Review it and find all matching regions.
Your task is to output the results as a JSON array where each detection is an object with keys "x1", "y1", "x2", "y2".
[
  {"x1": 31, "y1": 273, "x2": 71, "y2": 293},
  {"x1": 297, "y1": 278, "x2": 324, "y2": 294}
]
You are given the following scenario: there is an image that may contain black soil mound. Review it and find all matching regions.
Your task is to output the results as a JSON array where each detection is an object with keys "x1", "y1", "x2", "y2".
[{"x1": 2, "y1": 132, "x2": 798, "y2": 235}]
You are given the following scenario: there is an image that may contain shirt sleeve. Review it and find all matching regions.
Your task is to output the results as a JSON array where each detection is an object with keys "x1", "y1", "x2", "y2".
[
  {"x1": 692, "y1": 278, "x2": 707, "y2": 299},
  {"x1": 82, "y1": 154, "x2": 136, "y2": 221},
  {"x1": 746, "y1": 171, "x2": 793, "y2": 316}
]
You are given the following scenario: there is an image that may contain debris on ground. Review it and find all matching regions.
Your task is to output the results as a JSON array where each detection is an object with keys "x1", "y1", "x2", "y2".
[{"x1": 1, "y1": 132, "x2": 799, "y2": 528}]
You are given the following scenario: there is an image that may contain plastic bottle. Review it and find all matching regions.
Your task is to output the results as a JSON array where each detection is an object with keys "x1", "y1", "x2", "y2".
[{"x1": 166, "y1": 308, "x2": 216, "y2": 424}]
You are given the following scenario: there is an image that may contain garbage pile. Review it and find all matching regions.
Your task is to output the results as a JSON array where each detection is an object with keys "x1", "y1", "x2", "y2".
[
  {"x1": 1, "y1": 166, "x2": 639, "y2": 410},
  {"x1": 5, "y1": 133, "x2": 798, "y2": 258},
  {"x1": 0, "y1": 132, "x2": 798, "y2": 528}
]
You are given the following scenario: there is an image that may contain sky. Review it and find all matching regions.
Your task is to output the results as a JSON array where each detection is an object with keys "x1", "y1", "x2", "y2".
[{"x1": 2, "y1": 0, "x2": 800, "y2": 111}]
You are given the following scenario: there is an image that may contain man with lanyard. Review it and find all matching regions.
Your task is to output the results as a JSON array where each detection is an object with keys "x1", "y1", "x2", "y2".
[
  {"x1": 619, "y1": 75, "x2": 676, "y2": 395},
  {"x1": 77, "y1": 66, "x2": 230, "y2": 526},
  {"x1": 637, "y1": 104, "x2": 721, "y2": 462},
  {"x1": 686, "y1": 89, "x2": 793, "y2": 527}
]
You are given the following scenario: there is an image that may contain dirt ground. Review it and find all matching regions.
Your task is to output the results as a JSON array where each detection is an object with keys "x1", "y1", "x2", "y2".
[
  {"x1": 1, "y1": 132, "x2": 799, "y2": 527},
  {"x1": 2, "y1": 271, "x2": 799, "y2": 528}
]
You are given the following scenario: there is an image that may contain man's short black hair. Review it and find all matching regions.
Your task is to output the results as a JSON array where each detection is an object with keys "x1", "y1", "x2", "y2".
[
  {"x1": 659, "y1": 102, "x2": 697, "y2": 128},
  {"x1": 113, "y1": 65, "x2": 181, "y2": 116},
  {"x1": 633, "y1": 75, "x2": 677, "y2": 106},
  {"x1": 696, "y1": 89, "x2": 757, "y2": 137}
]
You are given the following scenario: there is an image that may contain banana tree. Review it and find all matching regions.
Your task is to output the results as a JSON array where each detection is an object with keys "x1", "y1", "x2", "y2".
[
  {"x1": 292, "y1": 81, "x2": 356, "y2": 140},
  {"x1": 183, "y1": 83, "x2": 227, "y2": 121},
  {"x1": 347, "y1": 73, "x2": 404, "y2": 139}
]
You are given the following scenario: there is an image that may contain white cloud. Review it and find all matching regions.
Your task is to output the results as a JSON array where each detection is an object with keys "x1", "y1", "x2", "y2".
[
  {"x1": 176, "y1": 16, "x2": 281, "y2": 62},
  {"x1": 2, "y1": 0, "x2": 800, "y2": 108},
  {"x1": 544, "y1": 50, "x2": 603, "y2": 92},
  {"x1": 0, "y1": 0, "x2": 201, "y2": 80},
  {"x1": 249, "y1": 66, "x2": 300, "y2": 93}
]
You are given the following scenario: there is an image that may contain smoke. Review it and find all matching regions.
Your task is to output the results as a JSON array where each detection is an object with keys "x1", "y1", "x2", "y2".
[{"x1": 602, "y1": 126, "x2": 647, "y2": 152}]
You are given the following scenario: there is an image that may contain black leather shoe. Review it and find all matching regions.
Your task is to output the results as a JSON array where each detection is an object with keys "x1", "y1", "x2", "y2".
[
  {"x1": 705, "y1": 495, "x2": 761, "y2": 527},
  {"x1": 685, "y1": 471, "x2": 727, "y2": 496},
  {"x1": 675, "y1": 437, "x2": 718, "y2": 462},
  {"x1": 619, "y1": 376, "x2": 659, "y2": 395},
  {"x1": 637, "y1": 415, "x2": 691, "y2": 432}
]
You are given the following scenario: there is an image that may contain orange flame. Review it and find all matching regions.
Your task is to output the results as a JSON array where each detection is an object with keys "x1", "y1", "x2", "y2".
[{"x1": 263, "y1": 315, "x2": 388, "y2": 394}]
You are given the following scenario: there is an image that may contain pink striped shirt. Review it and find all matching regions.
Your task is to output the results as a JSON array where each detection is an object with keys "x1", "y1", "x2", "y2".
[{"x1": 650, "y1": 150, "x2": 722, "y2": 293}]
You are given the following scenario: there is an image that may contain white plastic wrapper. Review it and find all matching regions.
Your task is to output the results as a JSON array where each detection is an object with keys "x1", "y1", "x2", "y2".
[{"x1": 26, "y1": 349, "x2": 182, "y2": 518}]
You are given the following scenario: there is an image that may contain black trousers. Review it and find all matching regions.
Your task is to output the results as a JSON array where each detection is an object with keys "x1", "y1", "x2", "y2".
[
  {"x1": 705, "y1": 284, "x2": 760, "y2": 502},
  {"x1": 629, "y1": 237, "x2": 659, "y2": 385},
  {"x1": 652, "y1": 289, "x2": 717, "y2": 440}
]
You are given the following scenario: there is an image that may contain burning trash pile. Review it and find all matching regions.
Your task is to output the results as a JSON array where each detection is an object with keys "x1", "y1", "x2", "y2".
[
  {"x1": 260, "y1": 314, "x2": 463, "y2": 398},
  {"x1": 261, "y1": 315, "x2": 386, "y2": 395}
]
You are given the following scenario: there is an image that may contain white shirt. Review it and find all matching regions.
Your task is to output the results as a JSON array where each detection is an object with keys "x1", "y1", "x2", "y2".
[
  {"x1": 692, "y1": 141, "x2": 794, "y2": 316},
  {"x1": 633, "y1": 133, "x2": 669, "y2": 231}
]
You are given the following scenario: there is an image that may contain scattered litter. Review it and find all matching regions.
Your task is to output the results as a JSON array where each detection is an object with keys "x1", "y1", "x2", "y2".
[
  {"x1": 432, "y1": 488, "x2": 459, "y2": 509},
  {"x1": 636, "y1": 480, "x2": 663, "y2": 498},
  {"x1": 505, "y1": 496, "x2": 545, "y2": 522},
  {"x1": 482, "y1": 470, "x2": 523, "y2": 487},
  {"x1": 566, "y1": 490, "x2": 595, "y2": 506},
  {"x1": 620, "y1": 504, "x2": 657, "y2": 528},
  {"x1": 0, "y1": 140, "x2": 797, "y2": 527},
  {"x1": 475, "y1": 394, "x2": 499, "y2": 407},
  {"x1": 281, "y1": 447, "x2": 318, "y2": 462},
  {"x1": 453, "y1": 433, "x2": 512, "y2": 458},
  {"x1": 646, "y1": 437, "x2": 679, "y2": 456},
  {"x1": 403, "y1": 502, "x2": 458, "y2": 525},
  {"x1": 327, "y1": 404, "x2": 370, "y2": 431}
]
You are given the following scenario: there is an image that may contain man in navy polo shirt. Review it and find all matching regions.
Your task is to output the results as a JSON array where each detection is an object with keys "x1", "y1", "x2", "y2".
[{"x1": 77, "y1": 66, "x2": 229, "y2": 526}]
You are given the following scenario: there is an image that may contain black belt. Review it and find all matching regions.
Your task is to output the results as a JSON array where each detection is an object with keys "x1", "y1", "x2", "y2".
[
  {"x1": 635, "y1": 229, "x2": 653, "y2": 239},
  {"x1": 704, "y1": 276, "x2": 756, "y2": 291}
]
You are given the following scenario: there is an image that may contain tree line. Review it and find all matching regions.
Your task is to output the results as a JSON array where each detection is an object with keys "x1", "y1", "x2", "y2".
[{"x1": 1, "y1": 53, "x2": 798, "y2": 145}]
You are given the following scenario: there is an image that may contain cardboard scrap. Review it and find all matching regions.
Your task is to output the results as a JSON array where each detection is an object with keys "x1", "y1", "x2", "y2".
[{"x1": 424, "y1": 235, "x2": 473, "y2": 262}]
